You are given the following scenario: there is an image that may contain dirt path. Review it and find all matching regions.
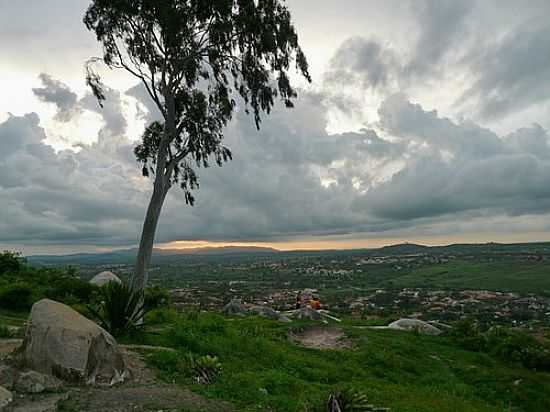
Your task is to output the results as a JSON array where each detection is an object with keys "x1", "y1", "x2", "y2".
[{"x1": 289, "y1": 326, "x2": 353, "y2": 350}]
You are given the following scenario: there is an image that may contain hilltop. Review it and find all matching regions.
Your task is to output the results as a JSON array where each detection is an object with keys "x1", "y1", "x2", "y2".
[{"x1": 26, "y1": 241, "x2": 550, "y2": 266}]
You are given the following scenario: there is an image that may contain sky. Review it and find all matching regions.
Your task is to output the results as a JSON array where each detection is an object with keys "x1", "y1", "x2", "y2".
[{"x1": 2, "y1": 0, "x2": 550, "y2": 254}]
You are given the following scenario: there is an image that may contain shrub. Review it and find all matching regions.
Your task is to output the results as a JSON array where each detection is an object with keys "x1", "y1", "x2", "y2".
[
  {"x1": 486, "y1": 326, "x2": 550, "y2": 370},
  {"x1": 0, "y1": 283, "x2": 34, "y2": 310},
  {"x1": 0, "y1": 251, "x2": 23, "y2": 274},
  {"x1": 88, "y1": 281, "x2": 148, "y2": 337},
  {"x1": 145, "y1": 286, "x2": 171, "y2": 310},
  {"x1": 0, "y1": 325, "x2": 12, "y2": 338},
  {"x1": 449, "y1": 318, "x2": 487, "y2": 352},
  {"x1": 45, "y1": 277, "x2": 98, "y2": 305},
  {"x1": 452, "y1": 321, "x2": 550, "y2": 371}
]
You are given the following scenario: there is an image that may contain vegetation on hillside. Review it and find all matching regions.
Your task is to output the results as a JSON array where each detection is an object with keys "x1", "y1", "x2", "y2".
[
  {"x1": 0, "y1": 251, "x2": 97, "y2": 311},
  {"x1": 3, "y1": 250, "x2": 550, "y2": 411},
  {"x1": 135, "y1": 309, "x2": 550, "y2": 412}
]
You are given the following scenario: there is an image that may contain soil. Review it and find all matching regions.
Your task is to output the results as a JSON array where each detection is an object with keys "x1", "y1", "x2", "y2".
[
  {"x1": 0, "y1": 339, "x2": 234, "y2": 412},
  {"x1": 289, "y1": 326, "x2": 353, "y2": 350}
]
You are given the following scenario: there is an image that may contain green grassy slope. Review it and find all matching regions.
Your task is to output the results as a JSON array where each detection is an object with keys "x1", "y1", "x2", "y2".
[
  {"x1": 392, "y1": 260, "x2": 550, "y2": 293},
  {"x1": 138, "y1": 310, "x2": 550, "y2": 412}
]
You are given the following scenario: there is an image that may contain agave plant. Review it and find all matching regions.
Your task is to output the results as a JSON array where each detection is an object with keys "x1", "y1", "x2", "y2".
[
  {"x1": 186, "y1": 353, "x2": 222, "y2": 384},
  {"x1": 327, "y1": 388, "x2": 390, "y2": 412},
  {"x1": 88, "y1": 281, "x2": 147, "y2": 337}
]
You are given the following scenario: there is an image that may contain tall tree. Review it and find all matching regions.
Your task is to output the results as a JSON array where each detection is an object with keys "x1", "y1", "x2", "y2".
[{"x1": 84, "y1": 0, "x2": 310, "y2": 292}]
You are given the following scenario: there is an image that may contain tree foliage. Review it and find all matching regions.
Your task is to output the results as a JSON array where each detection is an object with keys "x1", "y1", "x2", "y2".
[{"x1": 84, "y1": 0, "x2": 310, "y2": 203}]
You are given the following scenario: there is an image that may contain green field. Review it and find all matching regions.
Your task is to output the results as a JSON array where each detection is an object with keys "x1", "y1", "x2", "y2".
[
  {"x1": 389, "y1": 260, "x2": 550, "y2": 293},
  {"x1": 134, "y1": 310, "x2": 550, "y2": 412}
]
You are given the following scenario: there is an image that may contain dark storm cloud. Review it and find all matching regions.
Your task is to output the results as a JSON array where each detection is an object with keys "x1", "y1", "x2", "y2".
[
  {"x1": 4, "y1": 0, "x2": 550, "y2": 248},
  {"x1": 324, "y1": 37, "x2": 400, "y2": 92},
  {"x1": 32, "y1": 74, "x2": 81, "y2": 122},
  {"x1": 458, "y1": 22, "x2": 550, "y2": 120},
  {"x1": 3, "y1": 83, "x2": 550, "y2": 246},
  {"x1": 405, "y1": 0, "x2": 474, "y2": 76},
  {"x1": 0, "y1": 111, "x2": 144, "y2": 245},
  {"x1": 0, "y1": 85, "x2": 400, "y2": 245},
  {"x1": 354, "y1": 95, "x2": 550, "y2": 221}
]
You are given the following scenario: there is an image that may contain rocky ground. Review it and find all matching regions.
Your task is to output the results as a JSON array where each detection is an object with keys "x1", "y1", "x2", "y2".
[{"x1": 0, "y1": 340, "x2": 234, "y2": 412}]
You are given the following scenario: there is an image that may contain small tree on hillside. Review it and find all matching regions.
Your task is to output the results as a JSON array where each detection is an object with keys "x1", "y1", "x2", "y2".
[{"x1": 84, "y1": 0, "x2": 310, "y2": 293}]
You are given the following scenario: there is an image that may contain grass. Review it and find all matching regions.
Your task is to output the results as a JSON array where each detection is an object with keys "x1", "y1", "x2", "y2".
[
  {"x1": 138, "y1": 309, "x2": 550, "y2": 412},
  {"x1": 0, "y1": 309, "x2": 27, "y2": 327},
  {"x1": 390, "y1": 259, "x2": 550, "y2": 293}
]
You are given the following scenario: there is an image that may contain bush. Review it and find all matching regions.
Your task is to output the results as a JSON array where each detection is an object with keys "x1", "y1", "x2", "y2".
[
  {"x1": 452, "y1": 321, "x2": 550, "y2": 371},
  {"x1": 145, "y1": 286, "x2": 171, "y2": 310},
  {"x1": 0, "y1": 325, "x2": 12, "y2": 338},
  {"x1": 45, "y1": 277, "x2": 99, "y2": 305},
  {"x1": 486, "y1": 326, "x2": 550, "y2": 370},
  {"x1": 0, "y1": 283, "x2": 34, "y2": 310},
  {"x1": 0, "y1": 251, "x2": 23, "y2": 274},
  {"x1": 449, "y1": 318, "x2": 487, "y2": 352}
]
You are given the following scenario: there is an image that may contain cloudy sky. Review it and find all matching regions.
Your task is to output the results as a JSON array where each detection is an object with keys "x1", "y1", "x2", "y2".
[{"x1": 2, "y1": 0, "x2": 550, "y2": 254}]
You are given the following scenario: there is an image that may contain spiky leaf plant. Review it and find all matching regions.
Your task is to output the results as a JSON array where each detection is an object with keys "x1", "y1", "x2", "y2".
[
  {"x1": 186, "y1": 353, "x2": 222, "y2": 385},
  {"x1": 88, "y1": 281, "x2": 148, "y2": 337},
  {"x1": 327, "y1": 388, "x2": 390, "y2": 412}
]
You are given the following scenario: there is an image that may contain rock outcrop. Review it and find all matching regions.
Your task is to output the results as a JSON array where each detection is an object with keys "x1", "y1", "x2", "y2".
[
  {"x1": 222, "y1": 299, "x2": 248, "y2": 316},
  {"x1": 14, "y1": 370, "x2": 63, "y2": 394},
  {"x1": 20, "y1": 299, "x2": 126, "y2": 385},
  {"x1": 89, "y1": 271, "x2": 122, "y2": 287},
  {"x1": 387, "y1": 318, "x2": 442, "y2": 335},
  {"x1": 0, "y1": 386, "x2": 12, "y2": 409}
]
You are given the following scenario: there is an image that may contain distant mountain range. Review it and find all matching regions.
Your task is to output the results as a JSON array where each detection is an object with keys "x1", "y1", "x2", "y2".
[
  {"x1": 27, "y1": 245, "x2": 280, "y2": 265},
  {"x1": 26, "y1": 241, "x2": 550, "y2": 266}
]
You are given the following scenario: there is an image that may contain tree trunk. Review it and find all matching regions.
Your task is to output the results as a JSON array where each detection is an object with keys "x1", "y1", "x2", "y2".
[
  {"x1": 133, "y1": 87, "x2": 176, "y2": 293},
  {"x1": 132, "y1": 174, "x2": 169, "y2": 292}
]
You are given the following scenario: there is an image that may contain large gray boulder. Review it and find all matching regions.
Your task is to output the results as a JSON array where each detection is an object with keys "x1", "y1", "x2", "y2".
[
  {"x1": 0, "y1": 386, "x2": 12, "y2": 409},
  {"x1": 222, "y1": 299, "x2": 248, "y2": 316},
  {"x1": 89, "y1": 271, "x2": 122, "y2": 287},
  {"x1": 387, "y1": 318, "x2": 442, "y2": 335},
  {"x1": 20, "y1": 299, "x2": 126, "y2": 385}
]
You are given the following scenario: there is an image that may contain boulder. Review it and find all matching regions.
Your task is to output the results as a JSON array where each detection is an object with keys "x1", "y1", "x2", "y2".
[
  {"x1": 89, "y1": 271, "x2": 122, "y2": 287},
  {"x1": 14, "y1": 370, "x2": 62, "y2": 394},
  {"x1": 20, "y1": 299, "x2": 126, "y2": 385},
  {"x1": 0, "y1": 365, "x2": 15, "y2": 390},
  {"x1": 290, "y1": 307, "x2": 322, "y2": 321},
  {"x1": 387, "y1": 318, "x2": 442, "y2": 335},
  {"x1": 248, "y1": 305, "x2": 280, "y2": 320},
  {"x1": 0, "y1": 386, "x2": 12, "y2": 409},
  {"x1": 222, "y1": 299, "x2": 247, "y2": 316}
]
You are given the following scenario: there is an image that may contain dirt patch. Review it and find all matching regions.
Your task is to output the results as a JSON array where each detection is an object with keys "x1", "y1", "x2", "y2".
[
  {"x1": 65, "y1": 385, "x2": 233, "y2": 412},
  {"x1": 289, "y1": 326, "x2": 353, "y2": 350},
  {"x1": 0, "y1": 339, "x2": 22, "y2": 359},
  {"x1": 64, "y1": 348, "x2": 234, "y2": 412}
]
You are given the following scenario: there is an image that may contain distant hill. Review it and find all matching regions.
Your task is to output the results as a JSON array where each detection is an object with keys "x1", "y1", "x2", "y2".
[
  {"x1": 376, "y1": 243, "x2": 431, "y2": 255},
  {"x1": 28, "y1": 245, "x2": 280, "y2": 266},
  {"x1": 26, "y1": 241, "x2": 550, "y2": 266}
]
